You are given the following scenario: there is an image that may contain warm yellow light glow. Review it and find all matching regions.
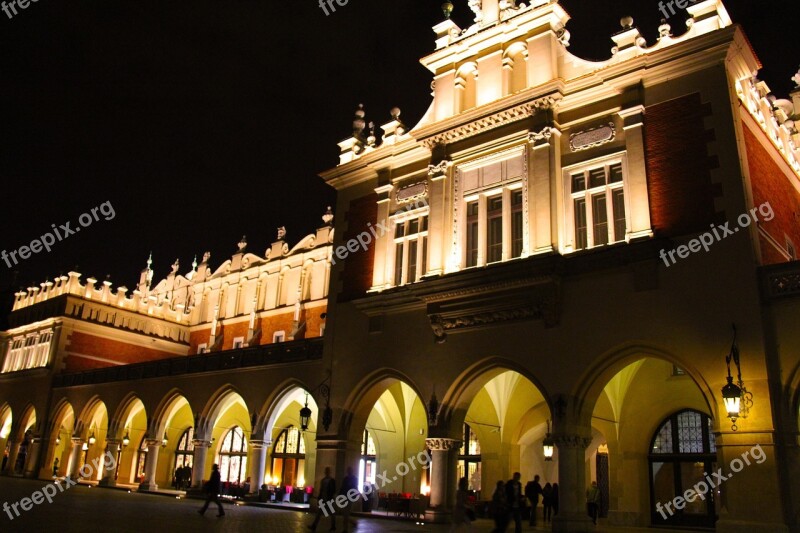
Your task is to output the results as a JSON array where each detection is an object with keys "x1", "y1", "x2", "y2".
[
  {"x1": 297, "y1": 475, "x2": 305, "y2": 488},
  {"x1": 421, "y1": 483, "x2": 431, "y2": 496},
  {"x1": 723, "y1": 395, "x2": 741, "y2": 418},
  {"x1": 0, "y1": 417, "x2": 11, "y2": 439}
]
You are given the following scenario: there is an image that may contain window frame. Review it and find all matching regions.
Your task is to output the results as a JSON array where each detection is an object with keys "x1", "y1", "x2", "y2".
[
  {"x1": 563, "y1": 153, "x2": 631, "y2": 253},
  {"x1": 391, "y1": 211, "x2": 429, "y2": 287}
]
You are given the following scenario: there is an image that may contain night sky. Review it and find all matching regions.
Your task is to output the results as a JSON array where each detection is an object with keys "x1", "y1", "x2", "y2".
[{"x1": 0, "y1": 0, "x2": 797, "y2": 323}]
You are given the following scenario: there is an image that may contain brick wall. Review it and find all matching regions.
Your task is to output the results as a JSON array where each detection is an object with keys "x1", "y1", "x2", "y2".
[
  {"x1": 743, "y1": 123, "x2": 800, "y2": 264},
  {"x1": 338, "y1": 193, "x2": 378, "y2": 301},
  {"x1": 645, "y1": 93, "x2": 720, "y2": 237},
  {"x1": 64, "y1": 331, "x2": 184, "y2": 372},
  {"x1": 189, "y1": 329, "x2": 211, "y2": 354}
]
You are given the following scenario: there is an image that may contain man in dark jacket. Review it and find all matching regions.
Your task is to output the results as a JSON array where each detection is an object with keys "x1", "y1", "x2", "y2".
[
  {"x1": 198, "y1": 464, "x2": 225, "y2": 517},
  {"x1": 525, "y1": 474, "x2": 543, "y2": 526},
  {"x1": 339, "y1": 466, "x2": 359, "y2": 532},
  {"x1": 309, "y1": 466, "x2": 337, "y2": 531},
  {"x1": 505, "y1": 472, "x2": 524, "y2": 533}
]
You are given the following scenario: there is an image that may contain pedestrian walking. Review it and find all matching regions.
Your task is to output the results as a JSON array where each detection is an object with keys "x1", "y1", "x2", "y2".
[
  {"x1": 505, "y1": 472, "x2": 524, "y2": 533},
  {"x1": 542, "y1": 483, "x2": 554, "y2": 523},
  {"x1": 339, "y1": 466, "x2": 359, "y2": 532},
  {"x1": 586, "y1": 480, "x2": 601, "y2": 525},
  {"x1": 198, "y1": 464, "x2": 225, "y2": 517},
  {"x1": 452, "y1": 476, "x2": 474, "y2": 532},
  {"x1": 524, "y1": 474, "x2": 543, "y2": 526},
  {"x1": 309, "y1": 466, "x2": 336, "y2": 531},
  {"x1": 490, "y1": 480, "x2": 509, "y2": 532}
]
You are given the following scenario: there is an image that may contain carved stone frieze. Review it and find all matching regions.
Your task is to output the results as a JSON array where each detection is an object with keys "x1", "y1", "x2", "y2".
[
  {"x1": 420, "y1": 96, "x2": 558, "y2": 149},
  {"x1": 569, "y1": 122, "x2": 616, "y2": 152},
  {"x1": 553, "y1": 435, "x2": 593, "y2": 449},
  {"x1": 425, "y1": 438, "x2": 462, "y2": 451}
]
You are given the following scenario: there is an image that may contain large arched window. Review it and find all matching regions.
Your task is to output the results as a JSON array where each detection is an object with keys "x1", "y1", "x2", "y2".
[
  {"x1": 217, "y1": 426, "x2": 248, "y2": 484},
  {"x1": 271, "y1": 426, "x2": 305, "y2": 487},
  {"x1": 174, "y1": 427, "x2": 194, "y2": 470},
  {"x1": 649, "y1": 410, "x2": 717, "y2": 528},
  {"x1": 359, "y1": 429, "x2": 377, "y2": 488},
  {"x1": 458, "y1": 423, "x2": 481, "y2": 493}
]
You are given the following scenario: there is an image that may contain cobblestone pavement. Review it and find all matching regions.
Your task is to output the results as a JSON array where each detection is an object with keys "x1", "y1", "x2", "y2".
[{"x1": 0, "y1": 477, "x2": 687, "y2": 532}]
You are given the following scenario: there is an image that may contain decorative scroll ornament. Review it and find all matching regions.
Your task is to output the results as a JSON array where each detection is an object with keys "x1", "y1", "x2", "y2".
[
  {"x1": 528, "y1": 127, "x2": 554, "y2": 144},
  {"x1": 569, "y1": 122, "x2": 616, "y2": 152},
  {"x1": 427, "y1": 160, "x2": 451, "y2": 177}
]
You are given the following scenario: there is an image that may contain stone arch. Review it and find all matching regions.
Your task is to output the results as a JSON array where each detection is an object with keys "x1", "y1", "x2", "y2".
[
  {"x1": 572, "y1": 343, "x2": 717, "y2": 430},
  {"x1": 150, "y1": 389, "x2": 194, "y2": 438},
  {"x1": 75, "y1": 395, "x2": 108, "y2": 439},
  {"x1": 109, "y1": 393, "x2": 148, "y2": 440},
  {"x1": 256, "y1": 378, "x2": 316, "y2": 441},
  {"x1": 504, "y1": 41, "x2": 528, "y2": 94},
  {"x1": 438, "y1": 356, "x2": 553, "y2": 439},
  {"x1": 15, "y1": 403, "x2": 37, "y2": 441}
]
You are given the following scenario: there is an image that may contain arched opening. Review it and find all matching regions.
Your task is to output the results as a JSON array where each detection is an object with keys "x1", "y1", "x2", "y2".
[
  {"x1": 649, "y1": 410, "x2": 716, "y2": 527},
  {"x1": 343, "y1": 374, "x2": 429, "y2": 507},
  {"x1": 14, "y1": 405, "x2": 36, "y2": 476},
  {"x1": 112, "y1": 395, "x2": 147, "y2": 484},
  {"x1": 44, "y1": 401, "x2": 72, "y2": 478},
  {"x1": 77, "y1": 399, "x2": 108, "y2": 481},
  {"x1": 135, "y1": 435, "x2": 149, "y2": 483},
  {"x1": 447, "y1": 368, "x2": 551, "y2": 504},
  {"x1": 581, "y1": 353, "x2": 717, "y2": 528},
  {"x1": 506, "y1": 44, "x2": 528, "y2": 94},
  {"x1": 150, "y1": 392, "x2": 193, "y2": 488},
  {"x1": 262, "y1": 385, "x2": 318, "y2": 499},
  {"x1": 206, "y1": 389, "x2": 251, "y2": 496},
  {"x1": 0, "y1": 404, "x2": 12, "y2": 472}
]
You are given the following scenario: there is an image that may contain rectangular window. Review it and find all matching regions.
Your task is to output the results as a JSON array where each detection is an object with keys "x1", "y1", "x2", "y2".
[
  {"x1": 511, "y1": 191, "x2": 523, "y2": 258},
  {"x1": 568, "y1": 159, "x2": 627, "y2": 251},
  {"x1": 466, "y1": 201, "x2": 479, "y2": 268},
  {"x1": 197, "y1": 343, "x2": 208, "y2": 354},
  {"x1": 487, "y1": 196, "x2": 503, "y2": 263},
  {"x1": 393, "y1": 214, "x2": 429, "y2": 286}
]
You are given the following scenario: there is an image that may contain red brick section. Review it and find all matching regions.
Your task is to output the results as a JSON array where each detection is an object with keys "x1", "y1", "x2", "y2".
[
  {"x1": 257, "y1": 313, "x2": 295, "y2": 344},
  {"x1": 743, "y1": 122, "x2": 800, "y2": 264},
  {"x1": 305, "y1": 305, "x2": 327, "y2": 337},
  {"x1": 189, "y1": 329, "x2": 211, "y2": 354},
  {"x1": 338, "y1": 193, "x2": 378, "y2": 301},
  {"x1": 64, "y1": 331, "x2": 185, "y2": 372},
  {"x1": 645, "y1": 93, "x2": 719, "y2": 237}
]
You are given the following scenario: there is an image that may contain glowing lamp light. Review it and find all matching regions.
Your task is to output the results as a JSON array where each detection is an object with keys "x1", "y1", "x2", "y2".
[
  {"x1": 542, "y1": 419, "x2": 555, "y2": 461},
  {"x1": 420, "y1": 483, "x2": 431, "y2": 496},
  {"x1": 122, "y1": 431, "x2": 130, "y2": 447},
  {"x1": 55, "y1": 435, "x2": 61, "y2": 445},
  {"x1": 161, "y1": 432, "x2": 168, "y2": 448},
  {"x1": 297, "y1": 475, "x2": 305, "y2": 488},
  {"x1": 299, "y1": 394, "x2": 313, "y2": 432},
  {"x1": 722, "y1": 376, "x2": 742, "y2": 419},
  {"x1": 88, "y1": 432, "x2": 96, "y2": 446},
  {"x1": 272, "y1": 476, "x2": 280, "y2": 486},
  {"x1": 81, "y1": 442, "x2": 89, "y2": 451}
]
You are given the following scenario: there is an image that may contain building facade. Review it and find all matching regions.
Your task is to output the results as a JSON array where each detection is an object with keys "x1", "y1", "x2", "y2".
[{"x1": 1, "y1": 1, "x2": 800, "y2": 532}]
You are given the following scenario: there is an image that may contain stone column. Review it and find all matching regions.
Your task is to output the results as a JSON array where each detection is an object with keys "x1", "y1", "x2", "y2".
[
  {"x1": 191, "y1": 439, "x2": 210, "y2": 490},
  {"x1": 552, "y1": 435, "x2": 593, "y2": 533},
  {"x1": 67, "y1": 438, "x2": 83, "y2": 480},
  {"x1": 424, "y1": 438, "x2": 460, "y2": 523},
  {"x1": 617, "y1": 106, "x2": 652, "y2": 240},
  {"x1": 427, "y1": 161, "x2": 451, "y2": 276},
  {"x1": 23, "y1": 436, "x2": 41, "y2": 478},
  {"x1": 99, "y1": 440, "x2": 120, "y2": 487},
  {"x1": 138, "y1": 439, "x2": 161, "y2": 491},
  {"x1": 248, "y1": 440, "x2": 268, "y2": 494},
  {"x1": 526, "y1": 126, "x2": 560, "y2": 256}
]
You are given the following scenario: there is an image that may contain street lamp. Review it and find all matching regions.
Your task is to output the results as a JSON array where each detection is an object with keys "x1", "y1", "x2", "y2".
[
  {"x1": 161, "y1": 432, "x2": 168, "y2": 448},
  {"x1": 722, "y1": 324, "x2": 753, "y2": 431},
  {"x1": 299, "y1": 393, "x2": 312, "y2": 432},
  {"x1": 542, "y1": 420, "x2": 554, "y2": 461}
]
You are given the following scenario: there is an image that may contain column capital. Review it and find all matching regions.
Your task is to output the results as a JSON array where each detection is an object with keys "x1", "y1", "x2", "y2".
[
  {"x1": 145, "y1": 439, "x2": 161, "y2": 448},
  {"x1": 191, "y1": 439, "x2": 211, "y2": 448},
  {"x1": 248, "y1": 439, "x2": 271, "y2": 449},
  {"x1": 425, "y1": 438, "x2": 461, "y2": 451},
  {"x1": 553, "y1": 434, "x2": 592, "y2": 449},
  {"x1": 70, "y1": 437, "x2": 83, "y2": 446}
]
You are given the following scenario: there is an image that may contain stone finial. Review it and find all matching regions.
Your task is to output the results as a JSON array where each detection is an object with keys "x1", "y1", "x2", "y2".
[
  {"x1": 367, "y1": 122, "x2": 377, "y2": 147},
  {"x1": 792, "y1": 67, "x2": 800, "y2": 88},
  {"x1": 322, "y1": 206, "x2": 334, "y2": 226},
  {"x1": 441, "y1": 1, "x2": 453, "y2": 19},
  {"x1": 277, "y1": 226, "x2": 287, "y2": 241},
  {"x1": 202, "y1": 251, "x2": 211, "y2": 263},
  {"x1": 191, "y1": 255, "x2": 198, "y2": 271},
  {"x1": 353, "y1": 104, "x2": 366, "y2": 137},
  {"x1": 171, "y1": 259, "x2": 180, "y2": 275},
  {"x1": 390, "y1": 107, "x2": 401, "y2": 120},
  {"x1": 237, "y1": 235, "x2": 247, "y2": 252},
  {"x1": 620, "y1": 16, "x2": 634, "y2": 30},
  {"x1": 658, "y1": 19, "x2": 671, "y2": 38},
  {"x1": 468, "y1": 0, "x2": 482, "y2": 24}
]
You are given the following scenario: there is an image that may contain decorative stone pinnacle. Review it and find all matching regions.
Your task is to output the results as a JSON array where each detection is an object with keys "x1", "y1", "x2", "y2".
[
  {"x1": 621, "y1": 16, "x2": 634, "y2": 29},
  {"x1": 238, "y1": 235, "x2": 247, "y2": 252},
  {"x1": 277, "y1": 226, "x2": 287, "y2": 241},
  {"x1": 792, "y1": 67, "x2": 800, "y2": 88},
  {"x1": 322, "y1": 206, "x2": 334, "y2": 226}
]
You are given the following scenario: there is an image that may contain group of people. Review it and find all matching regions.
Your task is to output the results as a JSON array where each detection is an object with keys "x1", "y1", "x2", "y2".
[
  {"x1": 174, "y1": 464, "x2": 193, "y2": 490},
  {"x1": 466, "y1": 473, "x2": 559, "y2": 532},
  {"x1": 308, "y1": 466, "x2": 360, "y2": 532}
]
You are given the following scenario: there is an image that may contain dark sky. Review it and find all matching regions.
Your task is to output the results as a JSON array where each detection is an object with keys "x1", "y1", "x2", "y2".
[{"x1": 0, "y1": 0, "x2": 796, "y2": 321}]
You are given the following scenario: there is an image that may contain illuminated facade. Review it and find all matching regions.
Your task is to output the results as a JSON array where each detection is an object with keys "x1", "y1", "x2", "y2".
[{"x1": 1, "y1": 1, "x2": 800, "y2": 532}]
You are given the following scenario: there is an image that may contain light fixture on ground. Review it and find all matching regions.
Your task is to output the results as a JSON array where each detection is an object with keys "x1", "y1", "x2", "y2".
[
  {"x1": 542, "y1": 419, "x2": 554, "y2": 461},
  {"x1": 722, "y1": 324, "x2": 753, "y2": 431}
]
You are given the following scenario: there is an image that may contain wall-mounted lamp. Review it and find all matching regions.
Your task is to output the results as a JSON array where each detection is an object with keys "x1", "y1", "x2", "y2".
[
  {"x1": 122, "y1": 431, "x2": 130, "y2": 447},
  {"x1": 299, "y1": 393, "x2": 313, "y2": 432},
  {"x1": 722, "y1": 325, "x2": 754, "y2": 431},
  {"x1": 303, "y1": 372, "x2": 333, "y2": 432},
  {"x1": 161, "y1": 432, "x2": 168, "y2": 448},
  {"x1": 542, "y1": 419, "x2": 554, "y2": 461}
]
